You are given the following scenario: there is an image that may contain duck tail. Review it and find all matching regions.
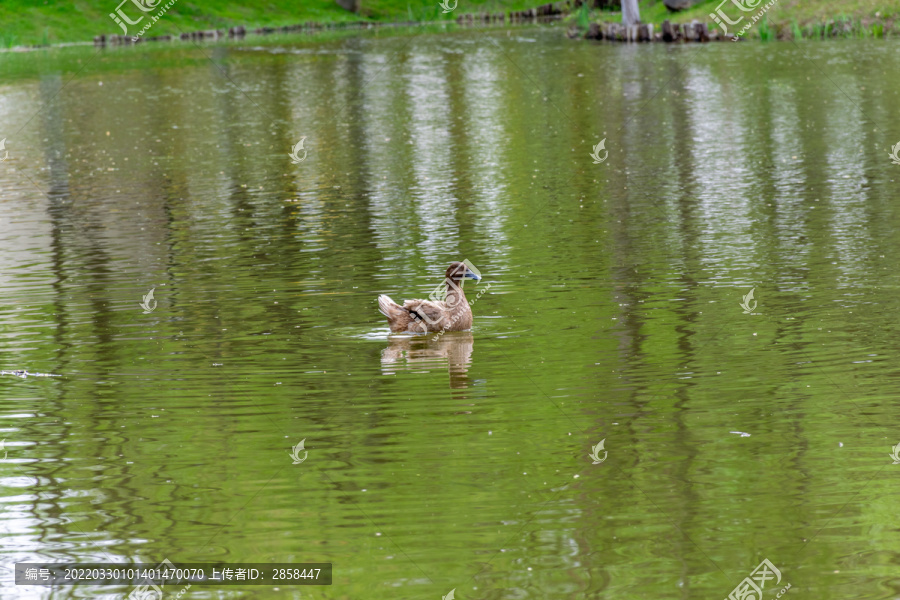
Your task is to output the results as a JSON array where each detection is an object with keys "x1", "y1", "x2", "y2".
[{"x1": 377, "y1": 294, "x2": 405, "y2": 320}]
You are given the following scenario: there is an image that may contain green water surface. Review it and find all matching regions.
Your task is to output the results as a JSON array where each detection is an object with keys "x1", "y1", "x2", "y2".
[{"x1": 1, "y1": 27, "x2": 900, "y2": 600}]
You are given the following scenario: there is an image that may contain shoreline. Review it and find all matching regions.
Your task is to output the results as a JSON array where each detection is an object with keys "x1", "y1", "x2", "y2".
[
  {"x1": 0, "y1": 20, "x2": 454, "y2": 53},
  {"x1": 1, "y1": 8, "x2": 895, "y2": 54},
  {"x1": 567, "y1": 16, "x2": 897, "y2": 42}
]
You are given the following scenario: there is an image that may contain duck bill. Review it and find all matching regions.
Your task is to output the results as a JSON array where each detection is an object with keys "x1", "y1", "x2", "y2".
[{"x1": 461, "y1": 259, "x2": 482, "y2": 283}]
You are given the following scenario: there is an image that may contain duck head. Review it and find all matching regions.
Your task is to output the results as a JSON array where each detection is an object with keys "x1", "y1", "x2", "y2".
[{"x1": 446, "y1": 261, "x2": 482, "y2": 284}]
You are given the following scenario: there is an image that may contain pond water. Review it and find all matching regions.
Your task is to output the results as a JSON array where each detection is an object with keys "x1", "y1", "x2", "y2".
[{"x1": 1, "y1": 26, "x2": 899, "y2": 600}]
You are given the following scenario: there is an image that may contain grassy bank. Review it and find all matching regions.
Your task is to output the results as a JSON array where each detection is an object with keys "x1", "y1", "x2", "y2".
[
  {"x1": 577, "y1": 0, "x2": 900, "y2": 39},
  {"x1": 3, "y1": 0, "x2": 900, "y2": 47},
  {"x1": 0, "y1": 0, "x2": 542, "y2": 47},
  {"x1": 638, "y1": 0, "x2": 899, "y2": 27}
]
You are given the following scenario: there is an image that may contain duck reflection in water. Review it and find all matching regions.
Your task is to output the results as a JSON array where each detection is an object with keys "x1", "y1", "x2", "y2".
[{"x1": 381, "y1": 331, "x2": 474, "y2": 389}]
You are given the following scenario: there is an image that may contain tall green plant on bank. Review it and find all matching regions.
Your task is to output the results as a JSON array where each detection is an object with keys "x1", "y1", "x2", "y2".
[
  {"x1": 576, "y1": 1, "x2": 591, "y2": 30},
  {"x1": 758, "y1": 18, "x2": 774, "y2": 41}
]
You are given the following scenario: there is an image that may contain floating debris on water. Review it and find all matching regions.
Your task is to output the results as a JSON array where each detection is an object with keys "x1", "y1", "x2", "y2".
[{"x1": 1, "y1": 370, "x2": 62, "y2": 378}]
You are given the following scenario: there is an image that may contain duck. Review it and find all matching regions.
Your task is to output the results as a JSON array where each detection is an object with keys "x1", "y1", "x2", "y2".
[{"x1": 378, "y1": 262, "x2": 482, "y2": 333}]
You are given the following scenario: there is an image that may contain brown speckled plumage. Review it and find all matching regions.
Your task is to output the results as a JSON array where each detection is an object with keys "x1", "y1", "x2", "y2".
[{"x1": 378, "y1": 262, "x2": 481, "y2": 333}]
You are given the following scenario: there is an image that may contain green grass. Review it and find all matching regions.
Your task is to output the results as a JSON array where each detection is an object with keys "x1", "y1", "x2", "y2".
[
  {"x1": 0, "y1": 0, "x2": 546, "y2": 47},
  {"x1": 639, "y1": 0, "x2": 899, "y2": 25},
  {"x1": 3, "y1": 0, "x2": 900, "y2": 46},
  {"x1": 599, "y1": 0, "x2": 900, "y2": 39}
]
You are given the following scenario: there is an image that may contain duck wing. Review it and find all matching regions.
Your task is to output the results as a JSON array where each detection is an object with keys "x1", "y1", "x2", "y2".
[{"x1": 403, "y1": 299, "x2": 446, "y2": 326}]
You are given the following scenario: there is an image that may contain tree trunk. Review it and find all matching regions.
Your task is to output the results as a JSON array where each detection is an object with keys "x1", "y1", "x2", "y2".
[
  {"x1": 335, "y1": 0, "x2": 360, "y2": 13},
  {"x1": 621, "y1": 0, "x2": 640, "y2": 27}
]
